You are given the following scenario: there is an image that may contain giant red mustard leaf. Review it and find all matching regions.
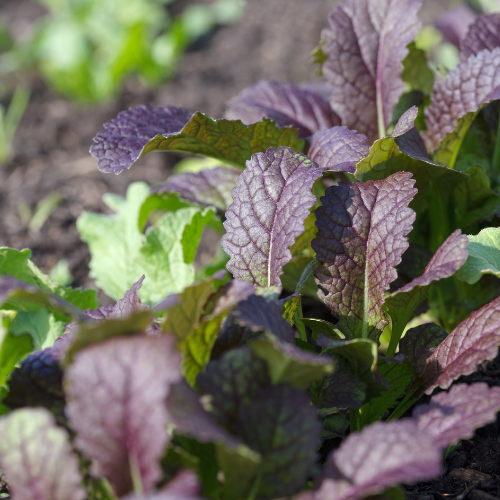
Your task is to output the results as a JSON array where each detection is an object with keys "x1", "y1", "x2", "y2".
[
  {"x1": 422, "y1": 295, "x2": 500, "y2": 394},
  {"x1": 321, "y1": 0, "x2": 422, "y2": 141},
  {"x1": 314, "y1": 420, "x2": 441, "y2": 500},
  {"x1": 0, "y1": 408, "x2": 86, "y2": 500},
  {"x1": 152, "y1": 166, "x2": 240, "y2": 213},
  {"x1": 225, "y1": 80, "x2": 340, "y2": 138},
  {"x1": 313, "y1": 172, "x2": 417, "y2": 340},
  {"x1": 222, "y1": 146, "x2": 324, "y2": 287},
  {"x1": 91, "y1": 106, "x2": 304, "y2": 173},
  {"x1": 423, "y1": 47, "x2": 500, "y2": 152},
  {"x1": 65, "y1": 335, "x2": 181, "y2": 496},
  {"x1": 461, "y1": 14, "x2": 500, "y2": 60},
  {"x1": 308, "y1": 126, "x2": 369, "y2": 173},
  {"x1": 413, "y1": 383, "x2": 500, "y2": 449}
]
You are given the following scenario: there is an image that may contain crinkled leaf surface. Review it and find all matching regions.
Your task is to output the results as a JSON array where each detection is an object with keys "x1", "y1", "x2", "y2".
[
  {"x1": 456, "y1": 227, "x2": 500, "y2": 284},
  {"x1": 197, "y1": 347, "x2": 270, "y2": 434},
  {"x1": 225, "y1": 80, "x2": 340, "y2": 138},
  {"x1": 0, "y1": 247, "x2": 97, "y2": 310},
  {"x1": 461, "y1": 14, "x2": 500, "y2": 60},
  {"x1": 385, "y1": 230, "x2": 468, "y2": 349},
  {"x1": 91, "y1": 106, "x2": 304, "y2": 173},
  {"x1": 315, "y1": 420, "x2": 441, "y2": 500},
  {"x1": 313, "y1": 172, "x2": 417, "y2": 340},
  {"x1": 250, "y1": 333, "x2": 334, "y2": 389},
  {"x1": 424, "y1": 48, "x2": 500, "y2": 152},
  {"x1": 0, "y1": 408, "x2": 85, "y2": 500},
  {"x1": 222, "y1": 147, "x2": 324, "y2": 287},
  {"x1": 238, "y1": 384, "x2": 321, "y2": 499},
  {"x1": 152, "y1": 166, "x2": 240, "y2": 213},
  {"x1": 321, "y1": 0, "x2": 422, "y2": 141},
  {"x1": 65, "y1": 335, "x2": 181, "y2": 496},
  {"x1": 399, "y1": 323, "x2": 448, "y2": 375},
  {"x1": 311, "y1": 356, "x2": 367, "y2": 410},
  {"x1": 4, "y1": 348, "x2": 65, "y2": 418},
  {"x1": 422, "y1": 295, "x2": 500, "y2": 394},
  {"x1": 413, "y1": 383, "x2": 500, "y2": 449},
  {"x1": 308, "y1": 126, "x2": 369, "y2": 173}
]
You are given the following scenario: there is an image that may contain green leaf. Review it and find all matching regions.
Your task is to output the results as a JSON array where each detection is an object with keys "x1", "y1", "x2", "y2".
[
  {"x1": 320, "y1": 412, "x2": 349, "y2": 440},
  {"x1": 401, "y1": 42, "x2": 434, "y2": 95},
  {"x1": 456, "y1": 227, "x2": 500, "y2": 284},
  {"x1": 78, "y1": 182, "x2": 212, "y2": 304},
  {"x1": 138, "y1": 112, "x2": 305, "y2": 169},
  {"x1": 181, "y1": 207, "x2": 215, "y2": 264},
  {"x1": 250, "y1": 333, "x2": 334, "y2": 389},
  {"x1": 0, "y1": 331, "x2": 33, "y2": 388},
  {"x1": 138, "y1": 192, "x2": 191, "y2": 231},
  {"x1": 289, "y1": 210, "x2": 317, "y2": 256},
  {"x1": 10, "y1": 310, "x2": 65, "y2": 350},
  {"x1": 0, "y1": 248, "x2": 97, "y2": 311},
  {"x1": 359, "y1": 357, "x2": 415, "y2": 428},
  {"x1": 281, "y1": 256, "x2": 319, "y2": 298},
  {"x1": 301, "y1": 318, "x2": 344, "y2": 340}
]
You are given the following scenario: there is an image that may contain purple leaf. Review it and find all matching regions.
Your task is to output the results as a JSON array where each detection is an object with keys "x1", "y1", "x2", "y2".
[
  {"x1": 414, "y1": 383, "x2": 500, "y2": 449},
  {"x1": 311, "y1": 356, "x2": 367, "y2": 409},
  {"x1": 462, "y1": 14, "x2": 500, "y2": 60},
  {"x1": 211, "y1": 279, "x2": 255, "y2": 317},
  {"x1": 435, "y1": 6, "x2": 476, "y2": 48},
  {"x1": 225, "y1": 80, "x2": 340, "y2": 138},
  {"x1": 0, "y1": 408, "x2": 86, "y2": 500},
  {"x1": 65, "y1": 335, "x2": 181, "y2": 496},
  {"x1": 394, "y1": 230, "x2": 468, "y2": 294},
  {"x1": 308, "y1": 126, "x2": 369, "y2": 173},
  {"x1": 3, "y1": 348, "x2": 65, "y2": 420},
  {"x1": 399, "y1": 323, "x2": 448, "y2": 375},
  {"x1": 312, "y1": 172, "x2": 417, "y2": 340},
  {"x1": 237, "y1": 384, "x2": 321, "y2": 498},
  {"x1": 422, "y1": 295, "x2": 500, "y2": 394},
  {"x1": 197, "y1": 347, "x2": 271, "y2": 434},
  {"x1": 423, "y1": 47, "x2": 500, "y2": 152},
  {"x1": 315, "y1": 420, "x2": 442, "y2": 500},
  {"x1": 91, "y1": 105, "x2": 193, "y2": 174},
  {"x1": 321, "y1": 0, "x2": 422, "y2": 141},
  {"x1": 152, "y1": 167, "x2": 240, "y2": 212},
  {"x1": 222, "y1": 146, "x2": 324, "y2": 287}
]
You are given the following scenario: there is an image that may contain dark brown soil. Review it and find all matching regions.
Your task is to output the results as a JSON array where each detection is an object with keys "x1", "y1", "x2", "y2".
[{"x1": 3, "y1": 1, "x2": 500, "y2": 499}]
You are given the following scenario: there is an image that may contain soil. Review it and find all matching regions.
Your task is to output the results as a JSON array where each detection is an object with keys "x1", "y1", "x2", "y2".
[{"x1": 2, "y1": 1, "x2": 500, "y2": 499}]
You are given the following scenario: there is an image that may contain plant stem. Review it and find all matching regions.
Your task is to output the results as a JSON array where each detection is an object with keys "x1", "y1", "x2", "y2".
[
  {"x1": 129, "y1": 454, "x2": 144, "y2": 496},
  {"x1": 349, "y1": 408, "x2": 359, "y2": 433}
]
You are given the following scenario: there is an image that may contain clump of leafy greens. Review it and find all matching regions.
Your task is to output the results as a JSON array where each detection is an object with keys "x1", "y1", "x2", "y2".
[{"x1": 5, "y1": 1, "x2": 500, "y2": 499}]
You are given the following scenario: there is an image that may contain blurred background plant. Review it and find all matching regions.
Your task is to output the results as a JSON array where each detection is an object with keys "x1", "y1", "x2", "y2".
[{"x1": 0, "y1": 0, "x2": 245, "y2": 103}]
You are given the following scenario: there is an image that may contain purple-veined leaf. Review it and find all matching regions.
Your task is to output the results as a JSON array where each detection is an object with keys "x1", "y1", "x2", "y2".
[
  {"x1": 385, "y1": 230, "x2": 468, "y2": 353},
  {"x1": 152, "y1": 166, "x2": 240, "y2": 213},
  {"x1": 222, "y1": 146, "x2": 325, "y2": 287},
  {"x1": 0, "y1": 408, "x2": 85, "y2": 500},
  {"x1": 197, "y1": 347, "x2": 271, "y2": 434},
  {"x1": 308, "y1": 126, "x2": 369, "y2": 173},
  {"x1": 398, "y1": 323, "x2": 448, "y2": 375},
  {"x1": 91, "y1": 105, "x2": 193, "y2": 173},
  {"x1": 249, "y1": 333, "x2": 334, "y2": 389},
  {"x1": 321, "y1": 0, "x2": 422, "y2": 141},
  {"x1": 312, "y1": 172, "x2": 417, "y2": 341},
  {"x1": 211, "y1": 279, "x2": 255, "y2": 316},
  {"x1": 225, "y1": 80, "x2": 340, "y2": 138},
  {"x1": 3, "y1": 347, "x2": 65, "y2": 420},
  {"x1": 413, "y1": 383, "x2": 500, "y2": 449},
  {"x1": 314, "y1": 420, "x2": 441, "y2": 500},
  {"x1": 435, "y1": 6, "x2": 476, "y2": 48},
  {"x1": 461, "y1": 13, "x2": 500, "y2": 60},
  {"x1": 91, "y1": 106, "x2": 304, "y2": 173},
  {"x1": 65, "y1": 335, "x2": 181, "y2": 496},
  {"x1": 422, "y1": 295, "x2": 500, "y2": 394},
  {"x1": 237, "y1": 384, "x2": 321, "y2": 499},
  {"x1": 423, "y1": 47, "x2": 500, "y2": 153}
]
